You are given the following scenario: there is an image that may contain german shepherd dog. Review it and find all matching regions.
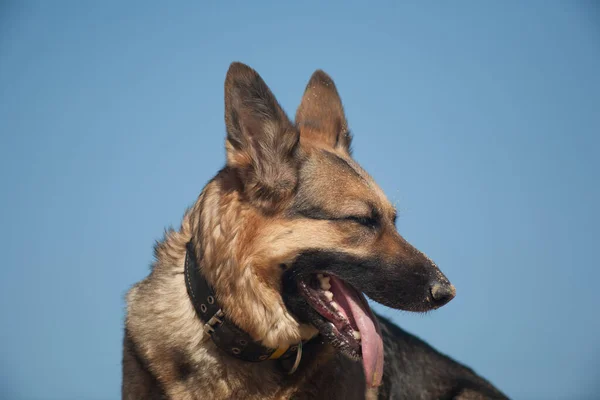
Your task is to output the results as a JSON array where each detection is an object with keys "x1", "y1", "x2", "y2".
[{"x1": 123, "y1": 63, "x2": 507, "y2": 399}]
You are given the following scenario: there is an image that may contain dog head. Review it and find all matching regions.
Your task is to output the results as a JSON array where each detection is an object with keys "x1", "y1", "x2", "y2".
[{"x1": 192, "y1": 62, "x2": 455, "y2": 386}]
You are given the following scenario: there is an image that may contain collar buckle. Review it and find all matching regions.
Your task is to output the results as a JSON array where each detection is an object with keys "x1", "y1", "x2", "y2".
[{"x1": 203, "y1": 309, "x2": 224, "y2": 335}]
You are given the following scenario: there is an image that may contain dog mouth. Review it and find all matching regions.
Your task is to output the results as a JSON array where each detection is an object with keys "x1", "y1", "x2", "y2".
[{"x1": 296, "y1": 273, "x2": 384, "y2": 388}]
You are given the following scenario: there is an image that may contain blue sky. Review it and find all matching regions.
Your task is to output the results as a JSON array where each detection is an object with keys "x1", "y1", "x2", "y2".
[{"x1": 1, "y1": 1, "x2": 599, "y2": 399}]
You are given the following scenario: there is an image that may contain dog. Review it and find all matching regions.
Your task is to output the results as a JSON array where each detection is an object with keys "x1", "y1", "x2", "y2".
[{"x1": 122, "y1": 62, "x2": 508, "y2": 399}]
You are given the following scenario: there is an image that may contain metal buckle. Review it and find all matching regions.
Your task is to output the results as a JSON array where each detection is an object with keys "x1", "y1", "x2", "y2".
[{"x1": 203, "y1": 309, "x2": 224, "y2": 335}]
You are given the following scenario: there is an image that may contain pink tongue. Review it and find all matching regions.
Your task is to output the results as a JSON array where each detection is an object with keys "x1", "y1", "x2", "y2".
[{"x1": 329, "y1": 277, "x2": 384, "y2": 388}]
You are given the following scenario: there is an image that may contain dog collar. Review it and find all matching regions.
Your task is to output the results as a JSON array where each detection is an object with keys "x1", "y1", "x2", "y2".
[{"x1": 184, "y1": 241, "x2": 304, "y2": 369}]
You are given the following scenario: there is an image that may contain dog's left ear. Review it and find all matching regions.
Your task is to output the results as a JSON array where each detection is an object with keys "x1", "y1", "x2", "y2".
[
  {"x1": 224, "y1": 62, "x2": 300, "y2": 206},
  {"x1": 296, "y1": 70, "x2": 352, "y2": 153}
]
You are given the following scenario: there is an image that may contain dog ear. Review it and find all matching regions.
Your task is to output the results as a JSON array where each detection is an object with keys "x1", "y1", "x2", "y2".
[
  {"x1": 224, "y1": 62, "x2": 300, "y2": 206},
  {"x1": 295, "y1": 70, "x2": 351, "y2": 152}
]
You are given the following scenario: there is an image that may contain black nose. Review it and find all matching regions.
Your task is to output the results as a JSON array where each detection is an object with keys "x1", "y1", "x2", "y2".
[{"x1": 430, "y1": 281, "x2": 456, "y2": 307}]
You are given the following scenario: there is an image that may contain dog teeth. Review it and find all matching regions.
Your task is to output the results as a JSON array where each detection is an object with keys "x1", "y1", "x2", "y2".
[
  {"x1": 318, "y1": 274, "x2": 331, "y2": 290},
  {"x1": 323, "y1": 291, "x2": 333, "y2": 301},
  {"x1": 331, "y1": 301, "x2": 339, "y2": 310},
  {"x1": 353, "y1": 330, "x2": 361, "y2": 340}
]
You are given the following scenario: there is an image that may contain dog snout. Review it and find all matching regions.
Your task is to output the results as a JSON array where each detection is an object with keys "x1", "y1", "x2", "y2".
[{"x1": 429, "y1": 280, "x2": 456, "y2": 308}]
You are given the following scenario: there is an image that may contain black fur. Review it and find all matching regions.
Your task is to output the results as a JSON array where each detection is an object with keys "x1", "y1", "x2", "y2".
[
  {"x1": 173, "y1": 349, "x2": 194, "y2": 382},
  {"x1": 376, "y1": 316, "x2": 508, "y2": 399},
  {"x1": 281, "y1": 251, "x2": 509, "y2": 399},
  {"x1": 284, "y1": 249, "x2": 452, "y2": 312}
]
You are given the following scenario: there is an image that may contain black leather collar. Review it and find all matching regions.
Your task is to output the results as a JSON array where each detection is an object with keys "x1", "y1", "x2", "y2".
[{"x1": 184, "y1": 241, "x2": 303, "y2": 364}]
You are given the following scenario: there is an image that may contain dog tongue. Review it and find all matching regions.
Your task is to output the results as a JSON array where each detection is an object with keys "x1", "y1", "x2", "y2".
[{"x1": 329, "y1": 277, "x2": 384, "y2": 388}]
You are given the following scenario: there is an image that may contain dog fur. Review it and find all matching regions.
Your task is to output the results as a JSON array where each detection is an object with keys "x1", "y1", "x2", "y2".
[{"x1": 122, "y1": 62, "x2": 507, "y2": 399}]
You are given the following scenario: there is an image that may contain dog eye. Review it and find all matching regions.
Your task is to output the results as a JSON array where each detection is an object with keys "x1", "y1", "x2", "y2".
[{"x1": 346, "y1": 216, "x2": 378, "y2": 228}]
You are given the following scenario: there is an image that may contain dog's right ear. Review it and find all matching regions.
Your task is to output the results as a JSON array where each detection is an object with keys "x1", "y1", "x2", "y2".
[{"x1": 224, "y1": 62, "x2": 300, "y2": 206}]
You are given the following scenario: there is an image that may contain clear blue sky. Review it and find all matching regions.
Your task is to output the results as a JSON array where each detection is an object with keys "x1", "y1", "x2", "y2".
[{"x1": 1, "y1": 1, "x2": 599, "y2": 399}]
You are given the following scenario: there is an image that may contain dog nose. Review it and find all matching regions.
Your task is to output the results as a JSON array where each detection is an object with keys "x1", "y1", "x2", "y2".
[{"x1": 430, "y1": 281, "x2": 456, "y2": 307}]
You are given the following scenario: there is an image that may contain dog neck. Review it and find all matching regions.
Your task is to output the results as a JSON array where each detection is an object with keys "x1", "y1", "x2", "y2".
[
  {"x1": 184, "y1": 240, "x2": 305, "y2": 371},
  {"x1": 125, "y1": 212, "x2": 358, "y2": 399}
]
